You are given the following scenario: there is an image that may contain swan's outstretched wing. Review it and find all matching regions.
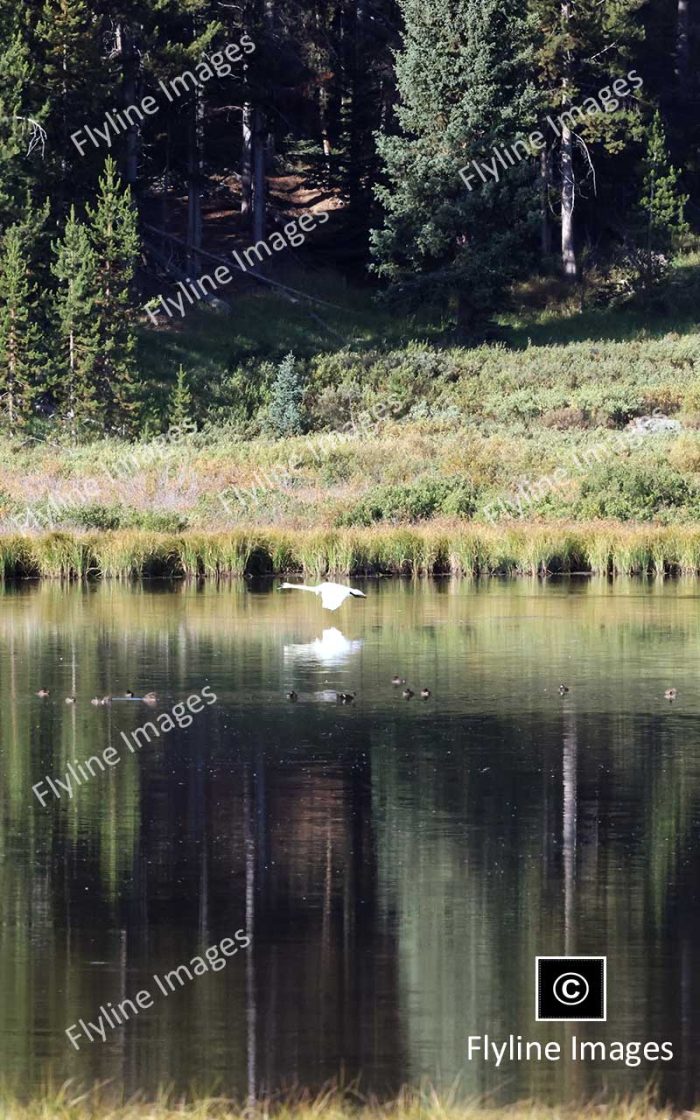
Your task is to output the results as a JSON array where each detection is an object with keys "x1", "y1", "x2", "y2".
[
  {"x1": 316, "y1": 583, "x2": 367, "y2": 610},
  {"x1": 318, "y1": 583, "x2": 351, "y2": 611}
]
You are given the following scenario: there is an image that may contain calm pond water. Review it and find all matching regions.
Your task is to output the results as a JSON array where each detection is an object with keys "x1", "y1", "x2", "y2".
[{"x1": 1, "y1": 578, "x2": 699, "y2": 1105}]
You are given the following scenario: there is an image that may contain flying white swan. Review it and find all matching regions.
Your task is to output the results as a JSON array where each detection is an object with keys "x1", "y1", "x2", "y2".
[{"x1": 278, "y1": 581, "x2": 367, "y2": 612}]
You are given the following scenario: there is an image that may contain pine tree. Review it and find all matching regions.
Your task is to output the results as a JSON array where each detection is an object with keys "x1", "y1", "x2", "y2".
[
  {"x1": 34, "y1": 0, "x2": 110, "y2": 205},
  {"x1": 640, "y1": 110, "x2": 689, "y2": 250},
  {"x1": 0, "y1": 2, "x2": 47, "y2": 230},
  {"x1": 51, "y1": 206, "x2": 100, "y2": 436},
  {"x1": 169, "y1": 364, "x2": 194, "y2": 430},
  {"x1": 86, "y1": 157, "x2": 140, "y2": 435},
  {"x1": 0, "y1": 223, "x2": 43, "y2": 431},
  {"x1": 625, "y1": 108, "x2": 690, "y2": 289},
  {"x1": 267, "y1": 351, "x2": 303, "y2": 437},
  {"x1": 371, "y1": 0, "x2": 539, "y2": 333}
]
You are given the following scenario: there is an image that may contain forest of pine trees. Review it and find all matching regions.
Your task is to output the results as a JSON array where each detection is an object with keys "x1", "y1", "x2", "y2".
[{"x1": 0, "y1": 0, "x2": 697, "y2": 437}]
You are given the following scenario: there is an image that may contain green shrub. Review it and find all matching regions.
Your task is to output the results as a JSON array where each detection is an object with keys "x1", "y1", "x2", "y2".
[
  {"x1": 336, "y1": 477, "x2": 479, "y2": 526},
  {"x1": 203, "y1": 359, "x2": 275, "y2": 431},
  {"x1": 668, "y1": 432, "x2": 700, "y2": 473},
  {"x1": 124, "y1": 510, "x2": 189, "y2": 533},
  {"x1": 441, "y1": 480, "x2": 481, "y2": 517},
  {"x1": 66, "y1": 503, "x2": 124, "y2": 530},
  {"x1": 64, "y1": 504, "x2": 189, "y2": 533},
  {"x1": 309, "y1": 383, "x2": 363, "y2": 430},
  {"x1": 319, "y1": 448, "x2": 357, "y2": 485},
  {"x1": 576, "y1": 463, "x2": 694, "y2": 521},
  {"x1": 576, "y1": 387, "x2": 643, "y2": 428},
  {"x1": 369, "y1": 342, "x2": 456, "y2": 406},
  {"x1": 307, "y1": 349, "x2": 372, "y2": 391}
]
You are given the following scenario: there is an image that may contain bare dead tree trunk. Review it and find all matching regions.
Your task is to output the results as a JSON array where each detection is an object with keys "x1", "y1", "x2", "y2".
[
  {"x1": 320, "y1": 86, "x2": 332, "y2": 186},
  {"x1": 241, "y1": 101, "x2": 253, "y2": 228},
  {"x1": 561, "y1": 124, "x2": 577, "y2": 277},
  {"x1": 560, "y1": 2, "x2": 577, "y2": 278}
]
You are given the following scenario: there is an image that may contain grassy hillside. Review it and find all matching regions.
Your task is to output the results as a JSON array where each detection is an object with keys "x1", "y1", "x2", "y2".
[{"x1": 2, "y1": 256, "x2": 700, "y2": 574}]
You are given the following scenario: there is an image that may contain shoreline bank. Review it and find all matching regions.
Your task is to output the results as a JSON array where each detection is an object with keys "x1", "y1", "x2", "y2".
[{"x1": 3, "y1": 522, "x2": 700, "y2": 578}]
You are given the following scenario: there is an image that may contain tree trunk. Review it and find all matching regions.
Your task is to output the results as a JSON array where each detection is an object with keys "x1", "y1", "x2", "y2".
[
  {"x1": 561, "y1": 123, "x2": 577, "y2": 277},
  {"x1": 560, "y1": 1, "x2": 577, "y2": 279},
  {"x1": 315, "y1": 3, "x2": 332, "y2": 186},
  {"x1": 7, "y1": 316, "x2": 15, "y2": 430},
  {"x1": 116, "y1": 22, "x2": 139, "y2": 188},
  {"x1": 676, "y1": 0, "x2": 690, "y2": 88},
  {"x1": 540, "y1": 147, "x2": 552, "y2": 257},
  {"x1": 252, "y1": 107, "x2": 266, "y2": 244},
  {"x1": 161, "y1": 122, "x2": 171, "y2": 231},
  {"x1": 241, "y1": 102, "x2": 253, "y2": 229},
  {"x1": 327, "y1": 2, "x2": 344, "y2": 174},
  {"x1": 456, "y1": 292, "x2": 472, "y2": 338},
  {"x1": 348, "y1": 0, "x2": 366, "y2": 217},
  {"x1": 187, "y1": 89, "x2": 203, "y2": 276},
  {"x1": 320, "y1": 87, "x2": 332, "y2": 186}
]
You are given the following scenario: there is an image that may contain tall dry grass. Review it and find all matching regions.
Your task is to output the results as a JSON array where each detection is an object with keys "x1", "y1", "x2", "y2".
[
  {"x1": 3, "y1": 522, "x2": 700, "y2": 578},
  {"x1": 0, "y1": 1086, "x2": 683, "y2": 1120}
]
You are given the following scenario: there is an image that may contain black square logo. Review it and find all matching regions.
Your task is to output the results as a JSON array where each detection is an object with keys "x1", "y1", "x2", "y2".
[{"x1": 536, "y1": 956, "x2": 607, "y2": 1022}]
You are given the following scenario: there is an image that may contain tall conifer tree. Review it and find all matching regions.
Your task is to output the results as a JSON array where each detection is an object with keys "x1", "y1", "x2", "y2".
[
  {"x1": 86, "y1": 157, "x2": 140, "y2": 434},
  {"x1": 639, "y1": 110, "x2": 689, "y2": 249},
  {"x1": 51, "y1": 206, "x2": 100, "y2": 435},
  {"x1": 371, "y1": 0, "x2": 539, "y2": 333},
  {"x1": 0, "y1": 2, "x2": 47, "y2": 230},
  {"x1": 34, "y1": 0, "x2": 110, "y2": 205},
  {"x1": 0, "y1": 223, "x2": 43, "y2": 430}
]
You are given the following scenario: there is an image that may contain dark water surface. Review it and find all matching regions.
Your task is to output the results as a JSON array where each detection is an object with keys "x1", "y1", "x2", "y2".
[{"x1": 1, "y1": 578, "x2": 699, "y2": 1104}]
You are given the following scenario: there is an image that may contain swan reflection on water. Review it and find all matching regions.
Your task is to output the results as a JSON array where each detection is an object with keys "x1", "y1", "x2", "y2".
[{"x1": 283, "y1": 627, "x2": 363, "y2": 666}]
